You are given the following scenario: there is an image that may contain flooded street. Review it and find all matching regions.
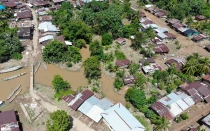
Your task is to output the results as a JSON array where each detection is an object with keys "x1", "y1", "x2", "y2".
[{"x1": 0, "y1": 45, "x2": 126, "y2": 104}]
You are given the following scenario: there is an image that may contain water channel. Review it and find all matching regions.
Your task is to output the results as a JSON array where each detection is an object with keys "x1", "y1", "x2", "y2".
[{"x1": 0, "y1": 45, "x2": 126, "y2": 104}]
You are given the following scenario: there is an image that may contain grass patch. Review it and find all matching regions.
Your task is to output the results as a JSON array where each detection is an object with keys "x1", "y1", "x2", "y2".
[
  {"x1": 54, "y1": 89, "x2": 74, "y2": 100},
  {"x1": 115, "y1": 50, "x2": 126, "y2": 60},
  {"x1": 135, "y1": 116, "x2": 151, "y2": 131}
]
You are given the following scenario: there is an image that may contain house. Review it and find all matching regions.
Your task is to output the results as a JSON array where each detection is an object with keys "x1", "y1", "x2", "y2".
[
  {"x1": 142, "y1": 63, "x2": 162, "y2": 74},
  {"x1": 164, "y1": 33, "x2": 176, "y2": 39},
  {"x1": 166, "y1": 19, "x2": 180, "y2": 26},
  {"x1": 115, "y1": 38, "x2": 126, "y2": 45},
  {"x1": 39, "y1": 35, "x2": 54, "y2": 44},
  {"x1": 183, "y1": 29, "x2": 198, "y2": 37},
  {"x1": 36, "y1": 7, "x2": 50, "y2": 16},
  {"x1": 101, "y1": 103, "x2": 145, "y2": 131},
  {"x1": 202, "y1": 75, "x2": 210, "y2": 83},
  {"x1": 4, "y1": 2, "x2": 16, "y2": 8},
  {"x1": 154, "y1": 27, "x2": 168, "y2": 33},
  {"x1": 151, "y1": 92, "x2": 195, "y2": 119},
  {"x1": 0, "y1": 110, "x2": 20, "y2": 131},
  {"x1": 155, "y1": 11, "x2": 168, "y2": 18},
  {"x1": 54, "y1": 4, "x2": 61, "y2": 10},
  {"x1": 195, "y1": 15, "x2": 206, "y2": 21},
  {"x1": 38, "y1": 22, "x2": 60, "y2": 32},
  {"x1": 153, "y1": 44, "x2": 169, "y2": 54},
  {"x1": 17, "y1": 10, "x2": 32, "y2": 20},
  {"x1": 39, "y1": 15, "x2": 52, "y2": 22},
  {"x1": 165, "y1": 56, "x2": 186, "y2": 72},
  {"x1": 177, "y1": 27, "x2": 188, "y2": 33},
  {"x1": 33, "y1": 1, "x2": 50, "y2": 7},
  {"x1": 53, "y1": 0, "x2": 66, "y2": 4},
  {"x1": 139, "y1": 57, "x2": 155, "y2": 66},
  {"x1": 205, "y1": 44, "x2": 210, "y2": 52},
  {"x1": 191, "y1": 34, "x2": 209, "y2": 42},
  {"x1": 202, "y1": 114, "x2": 210, "y2": 127},
  {"x1": 10, "y1": 20, "x2": 33, "y2": 28},
  {"x1": 172, "y1": 23, "x2": 187, "y2": 31},
  {"x1": 63, "y1": 90, "x2": 94, "y2": 110},
  {"x1": 123, "y1": 76, "x2": 136, "y2": 85},
  {"x1": 115, "y1": 59, "x2": 130, "y2": 68},
  {"x1": 17, "y1": 27, "x2": 32, "y2": 39},
  {"x1": 78, "y1": 96, "x2": 113, "y2": 123}
]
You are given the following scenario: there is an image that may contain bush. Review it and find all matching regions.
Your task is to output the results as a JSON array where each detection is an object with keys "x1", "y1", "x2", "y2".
[
  {"x1": 102, "y1": 33, "x2": 113, "y2": 46},
  {"x1": 92, "y1": 87, "x2": 99, "y2": 93},
  {"x1": 54, "y1": 89, "x2": 74, "y2": 100},
  {"x1": 176, "y1": 116, "x2": 183, "y2": 123},
  {"x1": 12, "y1": 53, "x2": 22, "y2": 60},
  {"x1": 180, "y1": 113, "x2": 189, "y2": 120},
  {"x1": 115, "y1": 50, "x2": 126, "y2": 60},
  {"x1": 66, "y1": 62, "x2": 72, "y2": 67},
  {"x1": 113, "y1": 78, "x2": 124, "y2": 90}
]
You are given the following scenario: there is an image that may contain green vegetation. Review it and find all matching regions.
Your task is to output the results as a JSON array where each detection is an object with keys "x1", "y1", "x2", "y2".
[
  {"x1": 52, "y1": 75, "x2": 70, "y2": 93},
  {"x1": 0, "y1": 9, "x2": 22, "y2": 63},
  {"x1": 66, "y1": 62, "x2": 72, "y2": 67},
  {"x1": 152, "y1": 0, "x2": 210, "y2": 20},
  {"x1": 115, "y1": 50, "x2": 126, "y2": 60},
  {"x1": 180, "y1": 112, "x2": 189, "y2": 120},
  {"x1": 135, "y1": 116, "x2": 151, "y2": 131},
  {"x1": 89, "y1": 40, "x2": 104, "y2": 60},
  {"x1": 92, "y1": 87, "x2": 99, "y2": 93},
  {"x1": 114, "y1": 78, "x2": 124, "y2": 90},
  {"x1": 54, "y1": 89, "x2": 74, "y2": 100},
  {"x1": 129, "y1": 63, "x2": 140, "y2": 75},
  {"x1": 74, "y1": 39, "x2": 86, "y2": 49},
  {"x1": 102, "y1": 52, "x2": 114, "y2": 63},
  {"x1": 135, "y1": 73, "x2": 147, "y2": 88},
  {"x1": 43, "y1": 40, "x2": 82, "y2": 63},
  {"x1": 102, "y1": 33, "x2": 113, "y2": 46},
  {"x1": 47, "y1": 110, "x2": 72, "y2": 131},
  {"x1": 131, "y1": 32, "x2": 147, "y2": 50},
  {"x1": 83, "y1": 56, "x2": 101, "y2": 80}
]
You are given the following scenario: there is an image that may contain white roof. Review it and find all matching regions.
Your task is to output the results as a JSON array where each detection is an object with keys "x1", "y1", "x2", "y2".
[
  {"x1": 38, "y1": 22, "x2": 60, "y2": 32},
  {"x1": 178, "y1": 27, "x2": 188, "y2": 32},
  {"x1": 155, "y1": 27, "x2": 169, "y2": 33},
  {"x1": 169, "y1": 103, "x2": 183, "y2": 117},
  {"x1": 101, "y1": 103, "x2": 145, "y2": 131},
  {"x1": 78, "y1": 96, "x2": 113, "y2": 123},
  {"x1": 39, "y1": 35, "x2": 54, "y2": 43},
  {"x1": 145, "y1": 4, "x2": 154, "y2": 8},
  {"x1": 182, "y1": 97, "x2": 195, "y2": 106},
  {"x1": 157, "y1": 32, "x2": 168, "y2": 39},
  {"x1": 176, "y1": 99, "x2": 189, "y2": 110},
  {"x1": 65, "y1": 41, "x2": 72, "y2": 45},
  {"x1": 150, "y1": 24, "x2": 159, "y2": 29},
  {"x1": 159, "y1": 92, "x2": 180, "y2": 106}
]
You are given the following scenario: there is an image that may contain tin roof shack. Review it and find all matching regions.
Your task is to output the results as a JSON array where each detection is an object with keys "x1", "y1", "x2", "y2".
[
  {"x1": 165, "y1": 56, "x2": 186, "y2": 72},
  {"x1": 39, "y1": 15, "x2": 52, "y2": 22},
  {"x1": 195, "y1": 15, "x2": 206, "y2": 21},
  {"x1": 78, "y1": 96, "x2": 113, "y2": 123},
  {"x1": 192, "y1": 34, "x2": 209, "y2": 42},
  {"x1": 115, "y1": 37, "x2": 126, "y2": 45},
  {"x1": 202, "y1": 75, "x2": 210, "y2": 84},
  {"x1": 183, "y1": 29, "x2": 198, "y2": 37},
  {"x1": 172, "y1": 23, "x2": 187, "y2": 31},
  {"x1": 116, "y1": 59, "x2": 130, "y2": 69},
  {"x1": 202, "y1": 114, "x2": 210, "y2": 127},
  {"x1": 154, "y1": 44, "x2": 169, "y2": 54},
  {"x1": 38, "y1": 22, "x2": 60, "y2": 33},
  {"x1": 5, "y1": 1, "x2": 16, "y2": 8},
  {"x1": 166, "y1": 19, "x2": 180, "y2": 26},
  {"x1": 142, "y1": 63, "x2": 162, "y2": 74},
  {"x1": 205, "y1": 45, "x2": 210, "y2": 52},
  {"x1": 32, "y1": 1, "x2": 50, "y2": 7},
  {"x1": 155, "y1": 11, "x2": 168, "y2": 18},
  {"x1": 101, "y1": 103, "x2": 145, "y2": 131},
  {"x1": 36, "y1": 7, "x2": 50, "y2": 16},
  {"x1": 9, "y1": 20, "x2": 33, "y2": 28},
  {"x1": 123, "y1": 76, "x2": 136, "y2": 85},
  {"x1": 53, "y1": 0, "x2": 66, "y2": 5},
  {"x1": 139, "y1": 57, "x2": 155, "y2": 66},
  {"x1": 164, "y1": 33, "x2": 176, "y2": 39},
  {"x1": 17, "y1": 10, "x2": 32, "y2": 20},
  {"x1": 17, "y1": 27, "x2": 33, "y2": 39},
  {"x1": 64, "y1": 90, "x2": 94, "y2": 110},
  {"x1": 0, "y1": 110, "x2": 20, "y2": 131},
  {"x1": 152, "y1": 92, "x2": 195, "y2": 119}
]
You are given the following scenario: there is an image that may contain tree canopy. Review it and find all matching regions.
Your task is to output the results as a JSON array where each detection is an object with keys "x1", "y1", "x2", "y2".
[
  {"x1": 83, "y1": 56, "x2": 101, "y2": 80},
  {"x1": 102, "y1": 33, "x2": 113, "y2": 46},
  {"x1": 89, "y1": 40, "x2": 104, "y2": 60},
  {"x1": 52, "y1": 75, "x2": 70, "y2": 93},
  {"x1": 46, "y1": 110, "x2": 72, "y2": 131}
]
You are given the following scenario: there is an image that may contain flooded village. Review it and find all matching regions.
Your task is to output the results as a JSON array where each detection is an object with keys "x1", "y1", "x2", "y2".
[{"x1": 1, "y1": 0, "x2": 210, "y2": 131}]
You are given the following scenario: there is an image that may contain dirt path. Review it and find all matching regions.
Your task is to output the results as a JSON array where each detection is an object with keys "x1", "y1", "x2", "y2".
[
  {"x1": 170, "y1": 103, "x2": 210, "y2": 131},
  {"x1": 130, "y1": 3, "x2": 210, "y2": 58}
]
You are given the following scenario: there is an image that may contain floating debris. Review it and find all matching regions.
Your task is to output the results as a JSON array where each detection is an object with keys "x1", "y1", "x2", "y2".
[
  {"x1": 6, "y1": 85, "x2": 21, "y2": 100},
  {"x1": 0, "y1": 65, "x2": 23, "y2": 74},
  {"x1": 9, "y1": 89, "x2": 22, "y2": 103},
  {"x1": 34, "y1": 61, "x2": 41, "y2": 74},
  {"x1": 3, "y1": 72, "x2": 27, "y2": 81}
]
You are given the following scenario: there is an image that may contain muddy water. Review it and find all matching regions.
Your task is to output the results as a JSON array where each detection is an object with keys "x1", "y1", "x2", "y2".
[
  {"x1": 0, "y1": 67, "x2": 30, "y2": 101},
  {"x1": 0, "y1": 45, "x2": 126, "y2": 104}
]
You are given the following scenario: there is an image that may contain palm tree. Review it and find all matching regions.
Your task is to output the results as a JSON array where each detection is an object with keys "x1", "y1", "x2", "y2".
[
  {"x1": 197, "y1": 57, "x2": 210, "y2": 75},
  {"x1": 154, "y1": 118, "x2": 170, "y2": 131},
  {"x1": 145, "y1": 44, "x2": 154, "y2": 57},
  {"x1": 182, "y1": 58, "x2": 198, "y2": 75}
]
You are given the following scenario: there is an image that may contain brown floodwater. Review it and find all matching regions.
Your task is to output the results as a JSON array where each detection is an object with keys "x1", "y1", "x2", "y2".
[{"x1": 0, "y1": 45, "x2": 126, "y2": 104}]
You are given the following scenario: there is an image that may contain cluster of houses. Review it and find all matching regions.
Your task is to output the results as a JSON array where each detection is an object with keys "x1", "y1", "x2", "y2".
[
  {"x1": 151, "y1": 76, "x2": 210, "y2": 121},
  {"x1": 62, "y1": 89, "x2": 146, "y2": 131},
  {"x1": 145, "y1": 4, "x2": 209, "y2": 44}
]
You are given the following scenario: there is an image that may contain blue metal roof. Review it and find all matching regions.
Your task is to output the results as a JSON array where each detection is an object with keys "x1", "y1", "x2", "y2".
[{"x1": 0, "y1": 5, "x2": 5, "y2": 11}]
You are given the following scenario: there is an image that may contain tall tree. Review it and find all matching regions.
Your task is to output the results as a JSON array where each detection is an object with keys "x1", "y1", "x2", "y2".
[
  {"x1": 154, "y1": 118, "x2": 170, "y2": 131},
  {"x1": 131, "y1": 32, "x2": 147, "y2": 50},
  {"x1": 52, "y1": 75, "x2": 70, "y2": 93},
  {"x1": 47, "y1": 110, "x2": 72, "y2": 131}
]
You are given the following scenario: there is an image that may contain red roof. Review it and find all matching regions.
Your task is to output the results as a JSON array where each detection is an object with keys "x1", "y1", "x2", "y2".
[
  {"x1": 0, "y1": 110, "x2": 20, "y2": 131},
  {"x1": 123, "y1": 76, "x2": 136, "y2": 85},
  {"x1": 116, "y1": 59, "x2": 130, "y2": 68},
  {"x1": 17, "y1": 10, "x2": 32, "y2": 19},
  {"x1": 164, "y1": 33, "x2": 176, "y2": 39},
  {"x1": 33, "y1": 1, "x2": 50, "y2": 6},
  {"x1": 39, "y1": 15, "x2": 53, "y2": 21},
  {"x1": 204, "y1": 95, "x2": 210, "y2": 103},
  {"x1": 5, "y1": 1, "x2": 16, "y2": 7},
  {"x1": 154, "y1": 44, "x2": 169, "y2": 53},
  {"x1": 180, "y1": 81, "x2": 204, "y2": 92},
  {"x1": 62, "y1": 93, "x2": 77, "y2": 103},
  {"x1": 191, "y1": 93, "x2": 203, "y2": 103},
  {"x1": 206, "y1": 44, "x2": 210, "y2": 50},
  {"x1": 202, "y1": 75, "x2": 210, "y2": 83},
  {"x1": 151, "y1": 102, "x2": 173, "y2": 120},
  {"x1": 195, "y1": 15, "x2": 206, "y2": 20},
  {"x1": 165, "y1": 59, "x2": 182, "y2": 71},
  {"x1": 69, "y1": 90, "x2": 94, "y2": 110},
  {"x1": 197, "y1": 86, "x2": 210, "y2": 97}
]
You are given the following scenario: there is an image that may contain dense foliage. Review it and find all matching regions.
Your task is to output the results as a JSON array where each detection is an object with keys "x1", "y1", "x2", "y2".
[
  {"x1": 89, "y1": 41, "x2": 104, "y2": 60},
  {"x1": 47, "y1": 110, "x2": 72, "y2": 131},
  {"x1": 83, "y1": 56, "x2": 101, "y2": 80},
  {"x1": 151, "y1": 0, "x2": 210, "y2": 20},
  {"x1": 0, "y1": 9, "x2": 22, "y2": 63},
  {"x1": 102, "y1": 33, "x2": 113, "y2": 46},
  {"x1": 52, "y1": 75, "x2": 70, "y2": 93},
  {"x1": 43, "y1": 40, "x2": 81, "y2": 63}
]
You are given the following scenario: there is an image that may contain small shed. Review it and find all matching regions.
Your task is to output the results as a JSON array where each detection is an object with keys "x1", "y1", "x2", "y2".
[
  {"x1": 154, "y1": 44, "x2": 169, "y2": 54},
  {"x1": 116, "y1": 59, "x2": 130, "y2": 68},
  {"x1": 139, "y1": 57, "x2": 155, "y2": 66},
  {"x1": 123, "y1": 76, "x2": 136, "y2": 85},
  {"x1": 115, "y1": 38, "x2": 126, "y2": 45},
  {"x1": 195, "y1": 15, "x2": 206, "y2": 21},
  {"x1": 183, "y1": 29, "x2": 198, "y2": 37}
]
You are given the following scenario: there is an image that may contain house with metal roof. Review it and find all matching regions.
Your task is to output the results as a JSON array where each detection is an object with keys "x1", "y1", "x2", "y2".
[
  {"x1": 202, "y1": 114, "x2": 210, "y2": 127},
  {"x1": 0, "y1": 110, "x2": 20, "y2": 131},
  {"x1": 101, "y1": 103, "x2": 145, "y2": 131},
  {"x1": 78, "y1": 96, "x2": 113, "y2": 123},
  {"x1": 38, "y1": 22, "x2": 60, "y2": 32}
]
